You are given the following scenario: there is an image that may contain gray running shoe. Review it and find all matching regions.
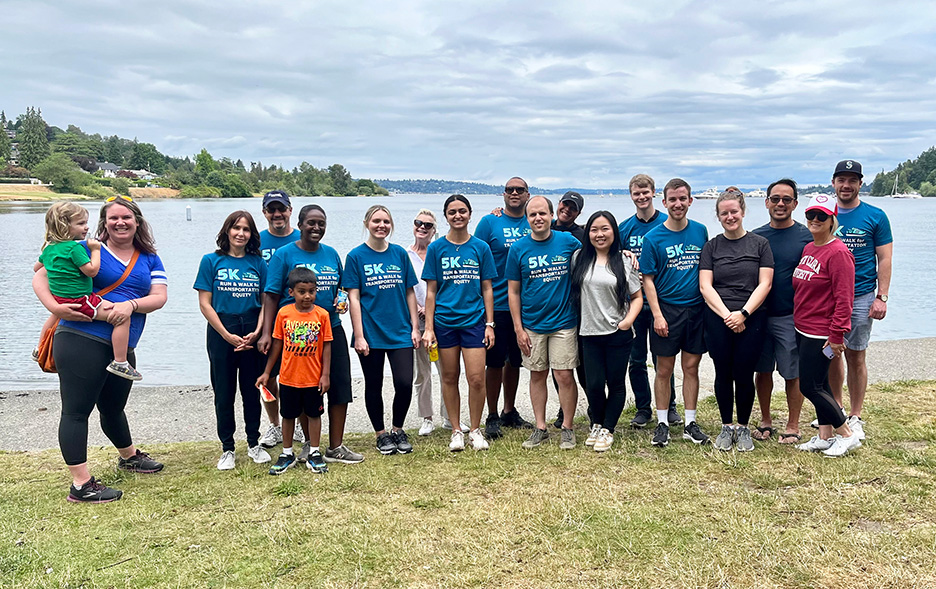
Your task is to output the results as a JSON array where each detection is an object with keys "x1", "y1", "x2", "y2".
[
  {"x1": 714, "y1": 425, "x2": 734, "y2": 451},
  {"x1": 391, "y1": 430, "x2": 413, "y2": 454},
  {"x1": 376, "y1": 432, "x2": 397, "y2": 455},
  {"x1": 323, "y1": 444, "x2": 364, "y2": 464},
  {"x1": 559, "y1": 427, "x2": 576, "y2": 450},
  {"x1": 522, "y1": 428, "x2": 549, "y2": 449},
  {"x1": 651, "y1": 422, "x2": 670, "y2": 447},
  {"x1": 735, "y1": 426, "x2": 754, "y2": 452},
  {"x1": 297, "y1": 441, "x2": 311, "y2": 463}
]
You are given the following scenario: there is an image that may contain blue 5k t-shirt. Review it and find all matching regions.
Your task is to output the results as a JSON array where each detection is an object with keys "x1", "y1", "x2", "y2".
[
  {"x1": 344, "y1": 243, "x2": 418, "y2": 349},
  {"x1": 193, "y1": 253, "x2": 266, "y2": 316},
  {"x1": 265, "y1": 242, "x2": 343, "y2": 327},
  {"x1": 474, "y1": 213, "x2": 531, "y2": 312},
  {"x1": 422, "y1": 236, "x2": 498, "y2": 329},
  {"x1": 505, "y1": 231, "x2": 581, "y2": 334},
  {"x1": 639, "y1": 220, "x2": 708, "y2": 306},
  {"x1": 259, "y1": 229, "x2": 300, "y2": 263},
  {"x1": 835, "y1": 201, "x2": 893, "y2": 296},
  {"x1": 618, "y1": 210, "x2": 667, "y2": 260}
]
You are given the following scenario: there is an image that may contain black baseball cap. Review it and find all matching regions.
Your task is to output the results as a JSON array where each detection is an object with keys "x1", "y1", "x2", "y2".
[
  {"x1": 833, "y1": 160, "x2": 863, "y2": 179},
  {"x1": 262, "y1": 190, "x2": 292, "y2": 209},
  {"x1": 559, "y1": 191, "x2": 584, "y2": 211}
]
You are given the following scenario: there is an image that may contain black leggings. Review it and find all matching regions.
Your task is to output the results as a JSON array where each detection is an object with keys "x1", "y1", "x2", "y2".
[
  {"x1": 797, "y1": 334, "x2": 846, "y2": 428},
  {"x1": 581, "y1": 330, "x2": 634, "y2": 432},
  {"x1": 207, "y1": 312, "x2": 265, "y2": 452},
  {"x1": 704, "y1": 308, "x2": 766, "y2": 425},
  {"x1": 359, "y1": 347, "x2": 414, "y2": 431},
  {"x1": 54, "y1": 330, "x2": 135, "y2": 465}
]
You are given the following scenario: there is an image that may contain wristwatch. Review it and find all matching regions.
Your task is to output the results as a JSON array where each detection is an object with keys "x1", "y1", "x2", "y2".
[
  {"x1": 485, "y1": 321, "x2": 496, "y2": 328},
  {"x1": 740, "y1": 308, "x2": 750, "y2": 318},
  {"x1": 876, "y1": 294, "x2": 889, "y2": 303}
]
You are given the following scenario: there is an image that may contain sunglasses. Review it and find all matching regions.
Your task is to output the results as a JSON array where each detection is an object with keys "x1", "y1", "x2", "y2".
[
  {"x1": 805, "y1": 210, "x2": 830, "y2": 222},
  {"x1": 105, "y1": 195, "x2": 133, "y2": 203},
  {"x1": 767, "y1": 196, "x2": 794, "y2": 204},
  {"x1": 505, "y1": 186, "x2": 528, "y2": 195},
  {"x1": 413, "y1": 220, "x2": 435, "y2": 230}
]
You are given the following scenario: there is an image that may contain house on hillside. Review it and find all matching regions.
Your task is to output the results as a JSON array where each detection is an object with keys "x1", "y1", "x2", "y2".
[
  {"x1": 4, "y1": 129, "x2": 14, "y2": 140},
  {"x1": 95, "y1": 162, "x2": 120, "y2": 178},
  {"x1": 125, "y1": 169, "x2": 157, "y2": 180}
]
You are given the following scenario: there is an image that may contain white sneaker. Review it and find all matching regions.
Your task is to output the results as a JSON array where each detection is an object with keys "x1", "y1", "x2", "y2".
[
  {"x1": 593, "y1": 428, "x2": 613, "y2": 452},
  {"x1": 259, "y1": 424, "x2": 282, "y2": 448},
  {"x1": 585, "y1": 424, "x2": 602, "y2": 447},
  {"x1": 297, "y1": 441, "x2": 311, "y2": 463},
  {"x1": 248, "y1": 445, "x2": 271, "y2": 464},
  {"x1": 469, "y1": 428, "x2": 489, "y2": 451},
  {"x1": 823, "y1": 433, "x2": 862, "y2": 458},
  {"x1": 294, "y1": 428, "x2": 305, "y2": 443},
  {"x1": 418, "y1": 418, "x2": 435, "y2": 436},
  {"x1": 216, "y1": 450, "x2": 235, "y2": 470},
  {"x1": 809, "y1": 418, "x2": 819, "y2": 429},
  {"x1": 796, "y1": 435, "x2": 834, "y2": 452},
  {"x1": 847, "y1": 415, "x2": 866, "y2": 440},
  {"x1": 442, "y1": 418, "x2": 470, "y2": 433},
  {"x1": 449, "y1": 430, "x2": 465, "y2": 452}
]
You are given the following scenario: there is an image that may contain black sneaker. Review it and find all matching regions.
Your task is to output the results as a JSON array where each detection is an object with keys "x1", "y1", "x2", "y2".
[
  {"x1": 500, "y1": 408, "x2": 533, "y2": 429},
  {"x1": 651, "y1": 422, "x2": 670, "y2": 447},
  {"x1": 667, "y1": 408, "x2": 684, "y2": 425},
  {"x1": 553, "y1": 408, "x2": 564, "y2": 429},
  {"x1": 117, "y1": 450, "x2": 164, "y2": 473},
  {"x1": 485, "y1": 414, "x2": 503, "y2": 439},
  {"x1": 67, "y1": 477, "x2": 123, "y2": 504},
  {"x1": 307, "y1": 450, "x2": 328, "y2": 473},
  {"x1": 376, "y1": 432, "x2": 397, "y2": 455},
  {"x1": 391, "y1": 430, "x2": 413, "y2": 454},
  {"x1": 630, "y1": 412, "x2": 653, "y2": 429},
  {"x1": 683, "y1": 421, "x2": 710, "y2": 445},
  {"x1": 268, "y1": 453, "x2": 296, "y2": 475}
]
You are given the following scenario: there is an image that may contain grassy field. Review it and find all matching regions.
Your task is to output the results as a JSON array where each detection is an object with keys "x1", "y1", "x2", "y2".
[{"x1": 1, "y1": 380, "x2": 935, "y2": 588}]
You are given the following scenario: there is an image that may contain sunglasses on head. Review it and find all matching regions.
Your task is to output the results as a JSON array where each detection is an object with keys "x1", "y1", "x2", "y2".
[
  {"x1": 805, "y1": 210, "x2": 830, "y2": 222},
  {"x1": 505, "y1": 186, "x2": 527, "y2": 195},
  {"x1": 413, "y1": 219, "x2": 434, "y2": 230},
  {"x1": 767, "y1": 196, "x2": 794, "y2": 204},
  {"x1": 105, "y1": 195, "x2": 133, "y2": 203}
]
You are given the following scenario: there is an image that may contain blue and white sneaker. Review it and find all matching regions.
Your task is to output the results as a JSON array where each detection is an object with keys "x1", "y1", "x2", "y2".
[
  {"x1": 268, "y1": 453, "x2": 296, "y2": 475},
  {"x1": 306, "y1": 450, "x2": 328, "y2": 473}
]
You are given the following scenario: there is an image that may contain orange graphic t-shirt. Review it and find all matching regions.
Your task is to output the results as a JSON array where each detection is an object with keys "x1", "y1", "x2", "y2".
[{"x1": 272, "y1": 304, "x2": 333, "y2": 388}]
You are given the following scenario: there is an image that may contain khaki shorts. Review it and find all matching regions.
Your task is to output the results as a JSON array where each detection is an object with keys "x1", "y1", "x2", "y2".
[{"x1": 522, "y1": 327, "x2": 579, "y2": 372}]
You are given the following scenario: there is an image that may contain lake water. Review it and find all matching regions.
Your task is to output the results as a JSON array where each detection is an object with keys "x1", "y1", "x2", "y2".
[{"x1": 2, "y1": 194, "x2": 934, "y2": 389}]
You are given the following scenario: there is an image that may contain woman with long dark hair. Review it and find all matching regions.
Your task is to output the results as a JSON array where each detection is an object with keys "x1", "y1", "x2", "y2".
[
  {"x1": 195, "y1": 210, "x2": 272, "y2": 470},
  {"x1": 571, "y1": 211, "x2": 642, "y2": 452}
]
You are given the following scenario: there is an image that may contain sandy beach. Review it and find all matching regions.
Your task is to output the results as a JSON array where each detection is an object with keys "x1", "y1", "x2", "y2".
[{"x1": 2, "y1": 337, "x2": 934, "y2": 452}]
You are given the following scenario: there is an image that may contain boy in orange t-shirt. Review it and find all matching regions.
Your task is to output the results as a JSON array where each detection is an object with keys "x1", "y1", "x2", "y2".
[{"x1": 258, "y1": 268, "x2": 332, "y2": 474}]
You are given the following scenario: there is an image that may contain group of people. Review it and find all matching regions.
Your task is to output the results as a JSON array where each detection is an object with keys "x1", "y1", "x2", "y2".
[{"x1": 32, "y1": 159, "x2": 892, "y2": 503}]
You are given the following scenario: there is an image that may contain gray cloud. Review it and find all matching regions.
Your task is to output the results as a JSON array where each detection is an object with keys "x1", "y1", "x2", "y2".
[{"x1": 2, "y1": 0, "x2": 936, "y2": 189}]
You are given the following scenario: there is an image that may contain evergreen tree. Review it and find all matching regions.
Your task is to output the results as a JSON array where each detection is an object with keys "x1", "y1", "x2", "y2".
[
  {"x1": 17, "y1": 107, "x2": 51, "y2": 170},
  {"x1": 104, "y1": 135, "x2": 124, "y2": 165},
  {"x1": 0, "y1": 111, "x2": 11, "y2": 164}
]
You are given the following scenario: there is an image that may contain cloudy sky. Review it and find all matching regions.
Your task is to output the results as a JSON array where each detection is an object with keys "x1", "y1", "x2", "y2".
[{"x1": 3, "y1": 0, "x2": 935, "y2": 189}]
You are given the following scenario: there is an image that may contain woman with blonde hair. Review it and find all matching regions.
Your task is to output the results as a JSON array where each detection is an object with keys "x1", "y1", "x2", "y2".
[{"x1": 345, "y1": 205, "x2": 420, "y2": 455}]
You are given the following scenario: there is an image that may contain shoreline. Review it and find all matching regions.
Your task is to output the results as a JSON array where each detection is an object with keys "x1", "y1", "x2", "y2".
[{"x1": 2, "y1": 337, "x2": 934, "y2": 452}]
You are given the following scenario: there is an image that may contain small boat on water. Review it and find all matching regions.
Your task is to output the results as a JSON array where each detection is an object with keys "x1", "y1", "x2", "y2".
[
  {"x1": 748, "y1": 189, "x2": 767, "y2": 199},
  {"x1": 890, "y1": 172, "x2": 922, "y2": 199},
  {"x1": 696, "y1": 187, "x2": 719, "y2": 199}
]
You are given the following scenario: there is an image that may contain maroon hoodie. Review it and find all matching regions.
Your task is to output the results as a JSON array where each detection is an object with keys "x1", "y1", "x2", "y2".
[{"x1": 792, "y1": 239, "x2": 855, "y2": 344}]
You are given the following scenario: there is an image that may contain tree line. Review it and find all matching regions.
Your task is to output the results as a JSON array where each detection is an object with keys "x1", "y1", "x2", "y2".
[
  {"x1": 870, "y1": 147, "x2": 936, "y2": 197},
  {"x1": 1, "y1": 106, "x2": 388, "y2": 198}
]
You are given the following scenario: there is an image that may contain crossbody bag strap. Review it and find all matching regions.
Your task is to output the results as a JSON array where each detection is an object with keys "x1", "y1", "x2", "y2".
[{"x1": 96, "y1": 249, "x2": 140, "y2": 296}]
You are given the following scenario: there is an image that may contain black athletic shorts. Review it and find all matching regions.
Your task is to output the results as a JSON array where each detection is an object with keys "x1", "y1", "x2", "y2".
[
  {"x1": 279, "y1": 384, "x2": 324, "y2": 419},
  {"x1": 486, "y1": 310, "x2": 522, "y2": 369},
  {"x1": 649, "y1": 301, "x2": 706, "y2": 357}
]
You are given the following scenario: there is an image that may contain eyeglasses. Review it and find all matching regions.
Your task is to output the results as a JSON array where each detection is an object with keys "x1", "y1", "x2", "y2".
[
  {"x1": 505, "y1": 186, "x2": 527, "y2": 195},
  {"x1": 767, "y1": 196, "x2": 795, "y2": 204},
  {"x1": 105, "y1": 195, "x2": 133, "y2": 203},
  {"x1": 413, "y1": 220, "x2": 435, "y2": 230},
  {"x1": 805, "y1": 210, "x2": 830, "y2": 222}
]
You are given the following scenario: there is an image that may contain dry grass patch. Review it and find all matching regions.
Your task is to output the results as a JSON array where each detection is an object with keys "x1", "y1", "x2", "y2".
[{"x1": 1, "y1": 381, "x2": 935, "y2": 588}]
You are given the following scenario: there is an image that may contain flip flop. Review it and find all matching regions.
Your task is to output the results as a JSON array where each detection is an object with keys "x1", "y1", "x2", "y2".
[
  {"x1": 752, "y1": 426, "x2": 775, "y2": 441},
  {"x1": 778, "y1": 432, "x2": 802, "y2": 444}
]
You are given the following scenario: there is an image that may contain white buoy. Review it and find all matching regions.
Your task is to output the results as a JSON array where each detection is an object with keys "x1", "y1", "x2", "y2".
[{"x1": 186, "y1": 205, "x2": 192, "y2": 221}]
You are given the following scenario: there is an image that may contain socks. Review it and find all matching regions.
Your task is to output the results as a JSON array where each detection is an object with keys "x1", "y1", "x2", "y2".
[
  {"x1": 282, "y1": 448, "x2": 294, "y2": 456},
  {"x1": 685, "y1": 410, "x2": 697, "y2": 424},
  {"x1": 657, "y1": 410, "x2": 669, "y2": 425},
  {"x1": 113, "y1": 360, "x2": 130, "y2": 367},
  {"x1": 310, "y1": 446, "x2": 319, "y2": 454}
]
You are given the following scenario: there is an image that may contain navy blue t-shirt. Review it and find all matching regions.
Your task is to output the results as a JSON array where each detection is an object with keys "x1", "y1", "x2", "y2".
[
  {"x1": 505, "y1": 231, "x2": 581, "y2": 333},
  {"x1": 422, "y1": 236, "x2": 498, "y2": 329},
  {"x1": 474, "y1": 212, "x2": 531, "y2": 312},
  {"x1": 753, "y1": 221, "x2": 812, "y2": 316},
  {"x1": 265, "y1": 242, "x2": 343, "y2": 327},
  {"x1": 344, "y1": 243, "x2": 418, "y2": 349},
  {"x1": 639, "y1": 220, "x2": 708, "y2": 306},
  {"x1": 260, "y1": 229, "x2": 300, "y2": 264},
  {"x1": 193, "y1": 252, "x2": 266, "y2": 316}
]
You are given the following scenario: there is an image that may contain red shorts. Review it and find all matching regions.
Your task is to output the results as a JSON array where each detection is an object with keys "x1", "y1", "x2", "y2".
[{"x1": 52, "y1": 293, "x2": 104, "y2": 319}]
